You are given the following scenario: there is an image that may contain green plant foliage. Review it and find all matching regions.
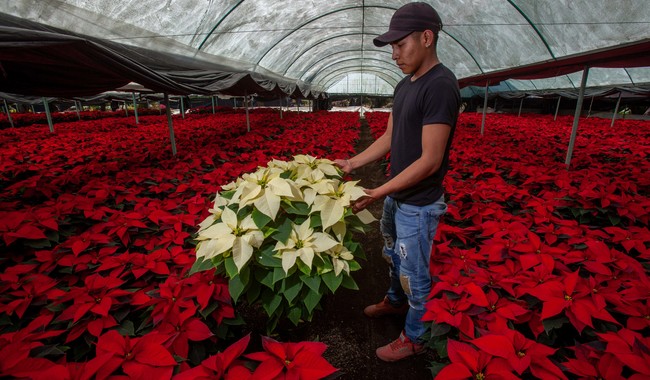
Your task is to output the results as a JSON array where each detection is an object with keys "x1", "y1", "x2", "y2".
[{"x1": 191, "y1": 155, "x2": 375, "y2": 332}]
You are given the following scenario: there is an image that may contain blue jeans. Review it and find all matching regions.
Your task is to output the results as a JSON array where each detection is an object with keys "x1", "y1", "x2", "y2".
[{"x1": 380, "y1": 195, "x2": 447, "y2": 343}]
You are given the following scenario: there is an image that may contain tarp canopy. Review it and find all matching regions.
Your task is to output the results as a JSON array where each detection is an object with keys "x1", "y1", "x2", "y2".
[
  {"x1": 1, "y1": 0, "x2": 649, "y2": 97},
  {"x1": 0, "y1": 13, "x2": 323, "y2": 98}
]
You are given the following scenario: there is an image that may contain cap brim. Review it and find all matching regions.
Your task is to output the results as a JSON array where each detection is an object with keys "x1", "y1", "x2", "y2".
[{"x1": 373, "y1": 30, "x2": 413, "y2": 47}]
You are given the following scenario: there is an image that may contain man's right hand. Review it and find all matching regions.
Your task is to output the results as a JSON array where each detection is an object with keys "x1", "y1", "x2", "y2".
[{"x1": 334, "y1": 158, "x2": 353, "y2": 174}]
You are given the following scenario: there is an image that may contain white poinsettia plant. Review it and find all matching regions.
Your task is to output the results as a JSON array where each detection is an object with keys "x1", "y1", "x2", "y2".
[{"x1": 191, "y1": 155, "x2": 375, "y2": 331}]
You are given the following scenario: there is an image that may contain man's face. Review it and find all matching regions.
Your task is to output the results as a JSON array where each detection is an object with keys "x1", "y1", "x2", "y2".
[{"x1": 390, "y1": 32, "x2": 427, "y2": 75}]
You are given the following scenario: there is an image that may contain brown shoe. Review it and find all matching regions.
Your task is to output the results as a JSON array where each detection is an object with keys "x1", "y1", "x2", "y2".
[
  {"x1": 376, "y1": 331, "x2": 425, "y2": 362},
  {"x1": 363, "y1": 296, "x2": 409, "y2": 318}
]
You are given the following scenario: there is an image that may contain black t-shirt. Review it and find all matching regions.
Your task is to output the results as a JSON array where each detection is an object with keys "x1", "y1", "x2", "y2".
[{"x1": 389, "y1": 63, "x2": 460, "y2": 205}]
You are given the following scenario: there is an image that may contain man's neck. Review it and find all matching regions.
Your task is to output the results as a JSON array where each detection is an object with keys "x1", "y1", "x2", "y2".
[{"x1": 411, "y1": 56, "x2": 440, "y2": 81}]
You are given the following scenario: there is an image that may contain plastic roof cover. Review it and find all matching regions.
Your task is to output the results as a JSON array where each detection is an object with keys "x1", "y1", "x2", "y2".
[{"x1": 1, "y1": 0, "x2": 650, "y2": 96}]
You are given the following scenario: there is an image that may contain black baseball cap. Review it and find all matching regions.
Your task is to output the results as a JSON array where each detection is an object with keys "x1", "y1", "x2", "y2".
[{"x1": 373, "y1": 2, "x2": 443, "y2": 47}]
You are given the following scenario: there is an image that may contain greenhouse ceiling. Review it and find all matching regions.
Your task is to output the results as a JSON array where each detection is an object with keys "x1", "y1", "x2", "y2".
[{"x1": 1, "y1": 0, "x2": 650, "y2": 97}]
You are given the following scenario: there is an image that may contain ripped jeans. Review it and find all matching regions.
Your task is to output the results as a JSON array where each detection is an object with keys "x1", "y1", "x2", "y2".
[{"x1": 380, "y1": 195, "x2": 447, "y2": 343}]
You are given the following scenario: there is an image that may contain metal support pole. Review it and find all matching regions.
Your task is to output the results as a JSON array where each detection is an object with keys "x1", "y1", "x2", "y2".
[
  {"x1": 132, "y1": 92, "x2": 139, "y2": 124},
  {"x1": 565, "y1": 67, "x2": 589, "y2": 169},
  {"x1": 43, "y1": 98, "x2": 54, "y2": 133},
  {"x1": 480, "y1": 81, "x2": 489, "y2": 135},
  {"x1": 3, "y1": 99, "x2": 14, "y2": 128},
  {"x1": 493, "y1": 97, "x2": 497, "y2": 111},
  {"x1": 31, "y1": 105, "x2": 35, "y2": 113},
  {"x1": 554, "y1": 96, "x2": 561, "y2": 121},
  {"x1": 587, "y1": 96, "x2": 594, "y2": 118},
  {"x1": 179, "y1": 97, "x2": 185, "y2": 119},
  {"x1": 245, "y1": 95, "x2": 251, "y2": 132},
  {"x1": 74, "y1": 100, "x2": 81, "y2": 120},
  {"x1": 124, "y1": 101, "x2": 128, "y2": 117},
  {"x1": 297, "y1": 98, "x2": 301, "y2": 112},
  {"x1": 211, "y1": 96, "x2": 216, "y2": 114},
  {"x1": 518, "y1": 97, "x2": 524, "y2": 117},
  {"x1": 280, "y1": 97, "x2": 284, "y2": 119},
  {"x1": 233, "y1": 98, "x2": 237, "y2": 108},
  {"x1": 164, "y1": 93, "x2": 177, "y2": 156},
  {"x1": 611, "y1": 92, "x2": 622, "y2": 127}
]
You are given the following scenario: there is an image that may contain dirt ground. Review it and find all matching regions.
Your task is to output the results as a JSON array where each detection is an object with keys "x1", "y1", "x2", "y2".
[{"x1": 287, "y1": 118, "x2": 435, "y2": 379}]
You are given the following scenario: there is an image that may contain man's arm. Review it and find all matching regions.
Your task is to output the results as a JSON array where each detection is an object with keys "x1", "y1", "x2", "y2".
[
  {"x1": 353, "y1": 123, "x2": 450, "y2": 211},
  {"x1": 335, "y1": 113, "x2": 394, "y2": 173}
]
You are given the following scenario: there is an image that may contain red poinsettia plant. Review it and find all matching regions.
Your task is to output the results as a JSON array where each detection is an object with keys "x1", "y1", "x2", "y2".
[{"x1": 0, "y1": 110, "x2": 356, "y2": 379}]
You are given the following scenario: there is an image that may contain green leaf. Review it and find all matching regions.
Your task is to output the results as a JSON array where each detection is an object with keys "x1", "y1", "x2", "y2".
[
  {"x1": 273, "y1": 218, "x2": 293, "y2": 244},
  {"x1": 303, "y1": 288, "x2": 322, "y2": 314},
  {"x1": 246, "y1": 281, "x2": 261, "y2": 304},
  {"x1": 252, "y1": 207, "x2": 273, "y2": 229},
  {"x1": 229, "y1": 267, "x2": 249, "y2": 303},
  {"x1": 322, "y1": 271, "x2": 343, "y2": 293},
  {"x1": 285, "y1": 202, "x2": 311, "y2": 216},
  {"x1": 199, "y1": 302, "x2": 220, "y2": 319},
  {"x1": 117, "y1": 320, "x2": 135, "y2": 336},
  {"x1": 299, "y1": 274, "x2": 321, "y2": 294},
  {"x1": 189, "y1": 256, "x2": 215, "y2": 275},
  {"x1": 282, "y1": 275, "x2": 303, "y2": 304},
  {"x1": 433, "y1": 338, "x2": 448, "y2": 358},
  {"x1": 309, "y1": 213, "x2": 322, "y2": 229},
  {"x1": 296, "y1": 257, "x2": 312, "y2": 275},
  {"x1": 348, "y1": 260, "x2": 361, "y2": 272},
  {"x1": 256, "y1": 267, "x2": 275, "y2": 289},
  {"x1": 608, "y1": 213, "x2": 621, "y2": 226},
  {"x1": 287, "y1": 306, "x2": 302, "y2": 326},
  {"x1": 340, "y1": 275, "x2": 358, "y2": 290},
  {"x1": 429, "y1": 361, "x2": 448, "y2": 378},
  {"x1": 25, "y1": 239, "x2": 51, "y2": 249},
  {"x1": 430, "y1": 322, "x2": 451, "y2": 337},
  {"x1": 224, "y1": 256, "x2": 238, "y2": 278},
  {"x1": 261, "y1": 290, "x2": 283, "y2": 316},
  {"x1": 272, "y1": 266, "x2": 287, "y2": 285},
  {"x1": 257, "y1": 245, "x2": 282, "y2": 267},
  {"x1": 543, "y1": 316, "x2": 569, "y2": 335}
]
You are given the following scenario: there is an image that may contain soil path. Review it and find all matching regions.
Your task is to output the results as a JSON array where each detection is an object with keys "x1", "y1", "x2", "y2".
[{"x1": 299, "y1": 117, "x2": 434, "y2": 379}]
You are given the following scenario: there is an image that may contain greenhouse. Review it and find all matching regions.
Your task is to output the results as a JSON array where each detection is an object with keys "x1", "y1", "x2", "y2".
[{"x1": 1, "y1": 1, "x2": 649, "y2": 379}]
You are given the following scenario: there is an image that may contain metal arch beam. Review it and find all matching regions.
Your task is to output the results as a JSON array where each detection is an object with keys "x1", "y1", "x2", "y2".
[
  {"x1": 276, "y1": 8, "x2": 484, "y2": 79},
  {"x1": 196, "y1": 0, "x2": 246, "y2": 52},
  {"x1": 505, "y1": 0, "x2": 556, "y2": 59},
  {"x1": 254, "y1": 5, "x2": 399, "y2": 66},
  {"x1": 325, "y1": 73, "x2": 395, "y2": 94},
  {"x1": 623, "y1": 68, "x2": 635, "y2": 85},
  {"x1": 442, "y1": 30, "x2": 485, "y2": 74},
  {"x1": 281, "y1": 32, "x2": 381, "y2": 76},
  {"x1": 321, "y1": 68, "x2": 400, "y2": 90},
  {"x1": 321, "y1": 69, "x2": 399, "y2": 91},
  {"x1": 304, "y1": 57, "x2": 403, "y2": 82},
  {"x1": 323, "y1": 71, "x2": 397, "y2": 91},
  {"x1": 320, "y1": 66, "x2": 400, "y2": 87},
  {"x1": 323, "y1": 73, "x2": 394, "y2": 93},
  {"x1": 317, "y1": 66, "x2": 399, "y2": 88},
  {"x1": 196, "y1": 3, "x2": 483, "y2": 86},
  {"x1": 297, "y1": 49, "x2": 399, "y2": 79},
  {"x1": 305, "y1": 57, "x2": 403, "y2": 83}
]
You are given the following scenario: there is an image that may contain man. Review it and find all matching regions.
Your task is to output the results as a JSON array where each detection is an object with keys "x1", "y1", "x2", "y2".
[{"x1": 335, "y1": 2, "x2": 460, "y2": 362}]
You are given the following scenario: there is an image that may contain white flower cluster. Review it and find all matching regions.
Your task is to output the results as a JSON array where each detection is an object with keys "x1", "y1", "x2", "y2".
[{"x1": 195, "y1": 155, "x2": 375, "y2": 276}]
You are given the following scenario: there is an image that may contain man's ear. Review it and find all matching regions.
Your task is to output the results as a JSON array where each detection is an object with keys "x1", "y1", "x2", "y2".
[{"x1": 423, "y1": 30, "x2": 434, "y2": 48}]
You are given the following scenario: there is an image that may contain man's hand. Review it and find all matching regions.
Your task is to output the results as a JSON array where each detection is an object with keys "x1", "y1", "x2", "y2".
[
  {"x1": 334, "y1": 158, "x2": 353, "y2": 174},
  {"x1": 352, "y1": 188, "x2": 380, "y2": 213}
]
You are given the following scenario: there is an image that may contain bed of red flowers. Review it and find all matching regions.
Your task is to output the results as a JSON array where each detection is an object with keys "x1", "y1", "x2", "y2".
[
  {"x1": 0, "y1": 109, "x2": 359, "y2": 379},
  {"x1": 367, "y1": 112, "x2": 650, "y2": 379},
  {"x1": 0, "y1": 108, "x2": 164, "y2": 129},
  {"x1": 1, "y1": 108, "x2": 648, "y2": 379}
]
